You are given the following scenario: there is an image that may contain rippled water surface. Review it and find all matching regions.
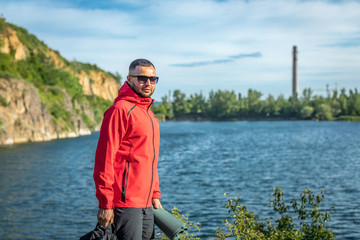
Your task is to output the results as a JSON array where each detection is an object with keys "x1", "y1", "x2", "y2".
[{"x1": 0, "y1": 121, "x2": 359, "y2": 239}]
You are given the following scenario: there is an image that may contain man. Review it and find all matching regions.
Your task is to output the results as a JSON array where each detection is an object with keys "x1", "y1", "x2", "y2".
[{"x1": 93, "y1": 58, "x2": 162, "y2": 240}]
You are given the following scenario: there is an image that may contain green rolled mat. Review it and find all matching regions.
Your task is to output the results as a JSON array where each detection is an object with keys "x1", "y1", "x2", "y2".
[{"x1": 153, "y1": 207, "x2": 187, "y2": 240}]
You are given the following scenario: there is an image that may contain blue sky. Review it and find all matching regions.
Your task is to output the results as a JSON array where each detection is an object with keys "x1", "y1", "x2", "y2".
[{"x1": 1, "y1": 0, "x2": 359, "y2": 100}]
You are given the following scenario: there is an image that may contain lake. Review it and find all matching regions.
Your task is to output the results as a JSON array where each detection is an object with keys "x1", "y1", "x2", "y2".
[{"x1": 0, "y1": 121, "x2": 359, "y2": 239}]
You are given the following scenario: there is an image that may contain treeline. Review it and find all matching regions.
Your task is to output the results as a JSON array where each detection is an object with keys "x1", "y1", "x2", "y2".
[{"x1": 152, "y1": 88, "x2": 360, "y2": 121}]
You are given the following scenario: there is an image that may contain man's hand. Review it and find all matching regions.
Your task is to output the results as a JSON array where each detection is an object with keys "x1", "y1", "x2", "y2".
[
  {"x1": 97, "y1": 208, "x2": 114, "y2": 227},
  {"x1": 152, "y1": 198, "x2": 162, "y2": 209}
]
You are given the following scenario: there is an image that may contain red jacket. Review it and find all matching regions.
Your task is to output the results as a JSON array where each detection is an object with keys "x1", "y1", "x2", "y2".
[{"x1": 93, "y1": 82, "x2": 161, "y2": 209}]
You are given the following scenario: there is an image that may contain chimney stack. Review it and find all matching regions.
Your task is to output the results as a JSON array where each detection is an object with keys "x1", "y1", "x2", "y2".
[{"x1": 292, "y1": 46, "x2": 298, "y2": 98}]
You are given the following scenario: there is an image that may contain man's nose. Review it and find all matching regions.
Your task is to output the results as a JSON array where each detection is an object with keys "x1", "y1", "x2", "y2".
[{"x1": 144, "y1": 79, "x2": 151, "y2": 85}]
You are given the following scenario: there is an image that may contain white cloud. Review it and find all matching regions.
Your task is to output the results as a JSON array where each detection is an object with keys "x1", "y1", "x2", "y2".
[{"x1": 0, "y1": 0, "x2": 359, "y2": 100}]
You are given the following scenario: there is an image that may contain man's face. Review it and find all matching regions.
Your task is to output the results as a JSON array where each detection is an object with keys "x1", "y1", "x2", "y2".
[{"x1": 127, "y1": 65, "x2": 157, "y2": 98}]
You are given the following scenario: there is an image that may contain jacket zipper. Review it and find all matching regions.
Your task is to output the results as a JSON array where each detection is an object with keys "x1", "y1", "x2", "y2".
[
  {"x1": 145, "y1": 100, "x2": 155, "y2": 207},
  {"x1": 121, "y1": 160, "x2": 130, "y2": 202}
]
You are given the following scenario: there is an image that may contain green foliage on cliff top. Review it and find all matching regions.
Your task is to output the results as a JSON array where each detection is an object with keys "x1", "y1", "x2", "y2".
[
  {"x1": 10, "y1": 23, "x2": 48, "y2": 51},
  {"x1": 0, "y1": 17, "x2": 6, "y2": 34},
  {"x1": 14, "y1": 51, "x2": 84, "y2": 98},
  {"x1": 0, "y1": 16, "x2": 119, "y2": 88},
  {"x1": 70, "y1": 60, "x2": 122, "y2": 83}
]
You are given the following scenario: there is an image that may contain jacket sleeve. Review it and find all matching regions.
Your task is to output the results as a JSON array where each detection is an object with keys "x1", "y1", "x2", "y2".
[
  {"x1": 93, "y1": 106, "x2": 127, "y2": 209},
  {"x1": 152, "y1": 168, "x2": 161, "y2": 199}
]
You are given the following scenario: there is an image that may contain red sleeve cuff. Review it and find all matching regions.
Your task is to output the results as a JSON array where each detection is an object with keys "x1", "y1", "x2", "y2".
[{"x1": 152, "y1": 192, "x2": 161, "y2": 199}]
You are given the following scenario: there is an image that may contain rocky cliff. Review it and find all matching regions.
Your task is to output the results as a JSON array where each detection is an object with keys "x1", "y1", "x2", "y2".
[{"x1": 0, "y1": 18, "x2": 121, "y2": 145}]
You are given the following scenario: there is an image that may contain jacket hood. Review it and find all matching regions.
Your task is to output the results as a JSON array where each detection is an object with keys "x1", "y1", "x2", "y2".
[{"x1": 114, "y1": 81, "x2": 154, "y2": 107}]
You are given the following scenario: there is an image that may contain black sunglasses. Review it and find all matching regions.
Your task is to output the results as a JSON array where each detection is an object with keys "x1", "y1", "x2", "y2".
[{"x1": 130, "y1": 75, "x2": 159, "y2": 84}]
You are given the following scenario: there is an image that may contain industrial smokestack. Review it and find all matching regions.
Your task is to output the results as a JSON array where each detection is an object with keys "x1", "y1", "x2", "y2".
[{"x1": 292, "y1": 46, "x2": 299, "y2": 98}]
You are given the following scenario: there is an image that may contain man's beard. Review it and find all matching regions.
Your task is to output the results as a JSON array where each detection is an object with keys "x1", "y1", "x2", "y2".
[
  {"x1": 128, "y1": 81, "x2": 154, "y2": 98},
  {"x1": 138, "y1": 89, "x2": 154, "y2": 98}
]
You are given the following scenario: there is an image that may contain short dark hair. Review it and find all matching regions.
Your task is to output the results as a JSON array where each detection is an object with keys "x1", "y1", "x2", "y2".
[{"x1": 129, "y1": 58, "x2": 155, "y2": 73}]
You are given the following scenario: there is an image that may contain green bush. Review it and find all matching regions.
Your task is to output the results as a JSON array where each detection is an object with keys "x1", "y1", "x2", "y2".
[
  {"x1": 300, "y1": 106, "x2": 314, "y2": 119},
  {"x1": 0, "y1": 53, "x2": 19, "y2": 77},
  {"x1": 336, "y1": 115, "x2": 360, "y2": 122},
  {"x1": 0, "y1": 17, "x2": 6, "y2": 34},
  {"x1": 0, "y1": 94, "x2": 8, "y2": 107},
  {"x1": 49, "y1": 103, "x2": 74, "y2": 131},
  {"x1": 70, "y1": 60, "x2": 121, "y2": 83},
  {"x1": 215, "y1": 187, "x2": 335, "y2": 239},
  {"x1": 157, "y1": 208, "x2": 201, "y2": 240},
  {"x1": 1, "y1": 49, "x2": 84, "y2": 99},
  {"x1": 0, "y1": 118, "x2": 5, "y2": 128},
  {"x1": 10, "y1": 22, "x2": 47, "y2": 51},
  {"x1": 38, "y1": 87, "x2": 76, "y2": 132},
  {"x1": 165, "y1": 187, "x2": 335, "y2": 240},
  {"x1": 85, "y1": 95, "x2": 112, "y2": 124},
  {"x1": 81, "y1": 113, "x2": 95, "y2": 131},
  {"x1": 315, "y1": 104, "x2": 333, "y2": 121}
]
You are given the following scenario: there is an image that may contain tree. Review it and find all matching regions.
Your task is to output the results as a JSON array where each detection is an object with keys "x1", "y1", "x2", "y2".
[
  {"x1": 300, "y1": 106, "x2": 314, "y2": 119},
  {"x1": 315, "y1": 104, "x2": 332, "y2": 120},
  {"x1": 247, "y1": 89, "x2": 263, "y2": 117},
  {"x1": 114, "y1": 71, "x2": 122, "y2": 84},
  {"x1": 0, "y1": 16, "x2": 6, "y2": 34},
  {"x1": 301, "y1": 88, "x2": 313, "y2": 104},
  {"x1": 150, "y1": 87, "x2": 360, "y2": 121},
  {"x1": 338, "y1": 88, "x2": 348, "y2": 115},
  {"x1": 160, "y1": 95, "x2": 174, "y2": 119},
  {"x1": 347, "y1": 89, "x2": 360, "y2": 116},
  {"x1": 172, "y1": 90, "x2": 190, "y2": 119},
  {"x1": 208, "y1": 90, "x2": 239, "y2": 119},
  {"x1": 188, "y1": 92, "x2": 207, "y2": 116},
  {"x1": 152, "y1": 103, "x2": 169, "y2": 121},
  {"x1": 264, "y1": 94, "x2": 281, "y2": 117},
  {"x1": 238, "y1": 93, "x2": 249, "y2": 117}
]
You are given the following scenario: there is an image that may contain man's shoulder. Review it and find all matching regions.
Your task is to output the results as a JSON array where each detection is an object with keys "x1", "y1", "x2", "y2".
[
  {"x1": 103, "y1": 101, "x2": 134, "y2": 120},
  {"x1": 110, "y1": 99, "x2": 137, "y2": 115}
]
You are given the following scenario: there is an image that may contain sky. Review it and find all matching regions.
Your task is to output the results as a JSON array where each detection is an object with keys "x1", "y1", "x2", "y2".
[{"x1": 1, "y1": 0, "x2": 360, "y2": 101}]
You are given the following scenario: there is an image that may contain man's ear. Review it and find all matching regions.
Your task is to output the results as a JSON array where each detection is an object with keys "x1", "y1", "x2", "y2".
[{"x1": 126, "y1": 75, "x2": 131, "y2": 82}]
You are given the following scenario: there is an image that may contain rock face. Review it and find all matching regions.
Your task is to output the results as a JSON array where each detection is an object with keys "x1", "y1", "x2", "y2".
[
  {"x1": 75, "y1": 69, "x2": 119, "y2": 101},
  {"x1": 0, "y1": 28, "x2": 28, "y2": 61},
  {"x1": 0, "y1": 77, "x2": 92, "y2": 145},
  {"x1": 0, "y1": 20, "x2": 121, "y2": 145},
  {"x1": 0, "y1": 77, "x2": 55, "y2": 144}
]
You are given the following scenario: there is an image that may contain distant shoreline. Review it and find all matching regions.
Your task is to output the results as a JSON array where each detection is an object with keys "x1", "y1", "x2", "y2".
[
  {"x1": 158, "y1": 116, "x2": 360, "y2": 122},
  {"x1": 2, "y1": 119, "x2": 359, "y2": 147}
]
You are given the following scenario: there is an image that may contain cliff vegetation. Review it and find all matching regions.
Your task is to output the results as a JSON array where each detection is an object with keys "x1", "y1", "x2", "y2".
[{"x1": 0, "y1": 17, "x2": 121, "y2": 145}]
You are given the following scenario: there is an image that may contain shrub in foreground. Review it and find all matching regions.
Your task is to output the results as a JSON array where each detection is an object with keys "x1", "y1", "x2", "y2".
[{"x1": 162, "y1": 187, "x2": 335, "y2": 239}]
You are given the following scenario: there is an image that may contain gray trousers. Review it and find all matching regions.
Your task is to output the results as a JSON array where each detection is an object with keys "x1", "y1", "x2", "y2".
[{"x1": 113, "y1": 207, "x2": 154, "y2": 240}]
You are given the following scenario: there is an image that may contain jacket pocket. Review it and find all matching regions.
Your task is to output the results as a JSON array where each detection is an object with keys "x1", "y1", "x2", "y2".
[{"x1": 121, "y1": 160, "x2": 130, "y2": 202}]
